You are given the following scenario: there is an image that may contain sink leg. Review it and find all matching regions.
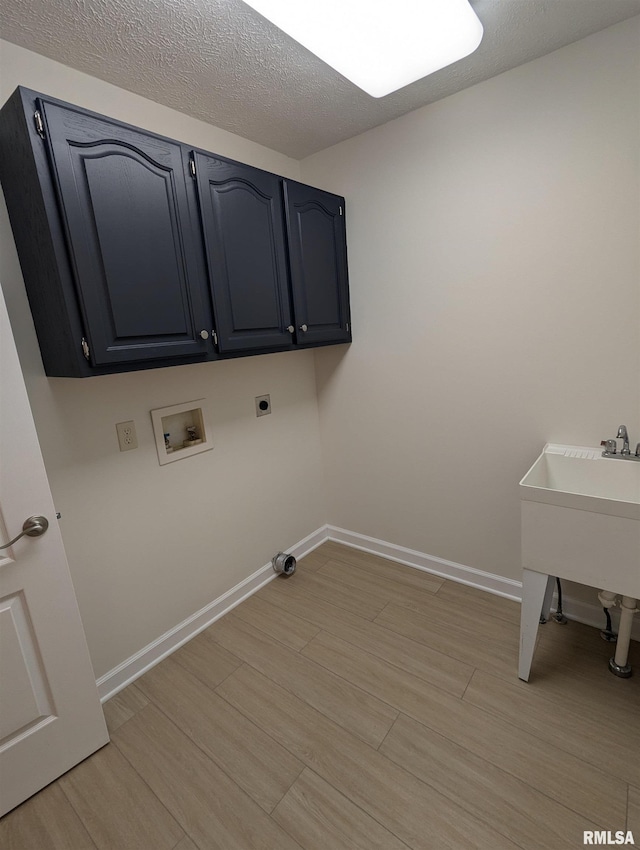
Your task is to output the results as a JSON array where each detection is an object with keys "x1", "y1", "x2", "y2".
[
  {"x1": 609, "y1": 596, "x2": 637, "y2": 678},
  {"x1": 519, "y1": 570, "x2": 554, "y2": 681}
]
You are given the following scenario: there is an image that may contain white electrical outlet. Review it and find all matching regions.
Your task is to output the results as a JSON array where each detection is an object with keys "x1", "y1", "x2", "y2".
[{"x1": 116, "y1": 420, "x2": 138, "y2": 451}]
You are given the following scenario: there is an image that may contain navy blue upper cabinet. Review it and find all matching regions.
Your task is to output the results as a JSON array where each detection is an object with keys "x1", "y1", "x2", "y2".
[
  {"x1": 193, "y1": 152, "x2": 293, "y2": 352},
  {"x1": 0, "y1": 87, "x2": 351, "y2": 376},
  {"x1": 284, "y1": 181, "x2": 351, "y2": 346},
  {"x1": 38, "y1": 99, "x2": 211, "y2": 366}
]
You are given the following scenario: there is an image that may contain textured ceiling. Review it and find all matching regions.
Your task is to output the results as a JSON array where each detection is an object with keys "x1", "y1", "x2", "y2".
[{"x1": 2, "y1": 0, "x2": 639, "y2": 158}]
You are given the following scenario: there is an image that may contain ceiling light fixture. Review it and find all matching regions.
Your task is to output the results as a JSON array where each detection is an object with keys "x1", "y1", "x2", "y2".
[{"x1": 241, "y1": 0, "x2": 484, "y2": 98}]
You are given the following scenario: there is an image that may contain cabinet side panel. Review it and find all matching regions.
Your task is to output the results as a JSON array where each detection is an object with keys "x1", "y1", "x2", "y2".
[{"x1": 0, "y1": 89, "x2": 86, "y2": 377}]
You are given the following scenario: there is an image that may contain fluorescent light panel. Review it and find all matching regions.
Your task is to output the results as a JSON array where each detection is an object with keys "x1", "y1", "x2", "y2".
[{"x1": 242, "y1": 0, "x2": 484, "y2": 98}]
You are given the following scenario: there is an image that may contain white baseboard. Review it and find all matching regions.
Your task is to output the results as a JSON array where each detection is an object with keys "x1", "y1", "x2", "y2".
[
  {"x1": 98, "y1": 523, "x2": 638, "y2": 701},
  {"x1": 326, "y1": 525, "x2": 523, "y2": 600},
  {"x1": 325, "y1": 525, "x2": 640, "y2": 641},
  {"x1": 96, "y1": 525, "x2": 328, "y2": 702}
]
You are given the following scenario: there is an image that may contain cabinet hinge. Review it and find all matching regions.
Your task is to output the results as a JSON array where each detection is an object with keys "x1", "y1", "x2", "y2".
[
  {"x1": 189, "y1": 157, "x2": 196, "y2": 178},
  {"x1": 346, "y1": 322, "x2": 349, "y2": 333},
  {"x1": 212, "y1": 329, "x2": 218, "y2": 346},
  {"x1": 339, "y1": 206, "x2": 343, "y2": 216},
  {"x1": 34, "y1": 110, "x2": 45, "y2": 139},
  {"x1": 81, "y1": 337, "x2": 90, "y2": 360}
]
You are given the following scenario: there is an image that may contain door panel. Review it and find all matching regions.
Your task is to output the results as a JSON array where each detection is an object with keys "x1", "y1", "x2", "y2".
[
  {"x1": 38, "y1": 100, "x2": 211, "y2": 365},
  {"x1": 300, "y1": 207, "x2": 344, "y2": 326},
  {"x1": 83, "y1": 154, "x2": 190, "y2": 338},
  {"x1": 0, "y1": 592, "x2": 54, "y2": 742},
  {"x1": 0, "y1": 288, "x2": 109, "y2": 816},
  {"x1": 194, "y1": 152, "x2": 293, "y2": 352},
  {"x1": 284, "y1": 181, "x2": 351, "y2": 346}
]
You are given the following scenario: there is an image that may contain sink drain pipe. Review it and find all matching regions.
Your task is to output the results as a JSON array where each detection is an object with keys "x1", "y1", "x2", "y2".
[{"x1": 598, "y1": 590, "x2": 638, "y2": 678}]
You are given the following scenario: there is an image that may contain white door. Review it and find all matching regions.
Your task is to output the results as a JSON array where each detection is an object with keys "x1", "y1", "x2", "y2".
[{"x1": 0, "y1": 288, "x2": 109, "y2": 816}]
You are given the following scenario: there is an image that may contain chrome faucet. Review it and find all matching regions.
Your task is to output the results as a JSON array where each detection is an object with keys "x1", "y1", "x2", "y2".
[
  {"x1": 602, "y1": 425, "x2": 640, "y2": 461},
  {"x1": 617, "y1": 425, "x2": 631, "y2": 455}
]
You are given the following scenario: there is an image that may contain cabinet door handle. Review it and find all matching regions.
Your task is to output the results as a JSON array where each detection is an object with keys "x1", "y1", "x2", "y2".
[
  {"x1": 0, "y1": 516, "x2": 49, "y2": 550},
  {"x1": 287, "y1": 325, "x2": 295, "y2": 334},
  {"x1": 299, "y1": 324, "x2": 308, "y2": 332},
  {"x1": 199, "y1": 330, "x2": 209, "y2": 340}
]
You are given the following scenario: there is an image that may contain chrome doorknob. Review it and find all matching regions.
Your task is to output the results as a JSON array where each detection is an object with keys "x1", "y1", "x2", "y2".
[
  {"x1": 299, "y1": 324, "x2": 308, "y2": 332},
  {"x1": 199, "y1": 330, "x2": 209, "y2": 340},
  {"x1": 287, "y1": 325, "x2": 295, "y2": 334},
  {"x1": 0, "y1": 516, "x2": 49, "y2": 550}
]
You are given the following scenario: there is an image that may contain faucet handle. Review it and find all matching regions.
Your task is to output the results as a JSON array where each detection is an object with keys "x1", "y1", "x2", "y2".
[
  {"x1": 635, "y1": 443, "x2": 640, "y2": 457},
  {"x1": 603, "y1": 439, "x2": 617, "y2": 455}
]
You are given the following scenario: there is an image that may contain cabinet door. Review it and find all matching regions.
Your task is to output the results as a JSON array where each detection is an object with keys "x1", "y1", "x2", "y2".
[
  {"x1": 193, "y1": 152, "x2": 293, "y2": 352},
  {"x1": 284, "y1": 181, "x2": 351, "y2": 346},
  {"x1": 39, "y1": 100, "x2": 211, "y2": 365}
]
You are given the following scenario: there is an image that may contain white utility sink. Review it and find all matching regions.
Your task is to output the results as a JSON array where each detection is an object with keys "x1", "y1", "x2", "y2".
[
  {"x1": 520, "y1": 444, "x2": 640, "y2": 520},
  {"x1": 518, "y1": 444, "x2": 640, "y2": 681},
  {"x1": 520, "y1": 444, "x2": 639, "y2": 599}
]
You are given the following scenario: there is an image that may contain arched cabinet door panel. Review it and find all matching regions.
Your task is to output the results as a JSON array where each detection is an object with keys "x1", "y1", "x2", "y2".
[
  {"x1": 283, "y1": 180, "x2": 351, "y2": 346},
  {"x1": 193, "y1": 152, "x2": 293, "y2": 352},
  {"x1": 39, "y1": 100, "x2": 211, "y2": 365}
]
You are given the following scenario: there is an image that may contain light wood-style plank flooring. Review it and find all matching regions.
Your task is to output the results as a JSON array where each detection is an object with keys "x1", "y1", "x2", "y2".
[{"x1": 2, "y1": 541, "x2": 638, "y2": 849}]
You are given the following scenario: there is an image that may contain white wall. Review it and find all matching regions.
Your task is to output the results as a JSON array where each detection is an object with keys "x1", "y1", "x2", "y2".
[
  {"x1": 0, "y1": 41, "x2": 327, "y2": 679},
  {"x1": 302, "y1": 19, "x2": 640, "y2": 584}
]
